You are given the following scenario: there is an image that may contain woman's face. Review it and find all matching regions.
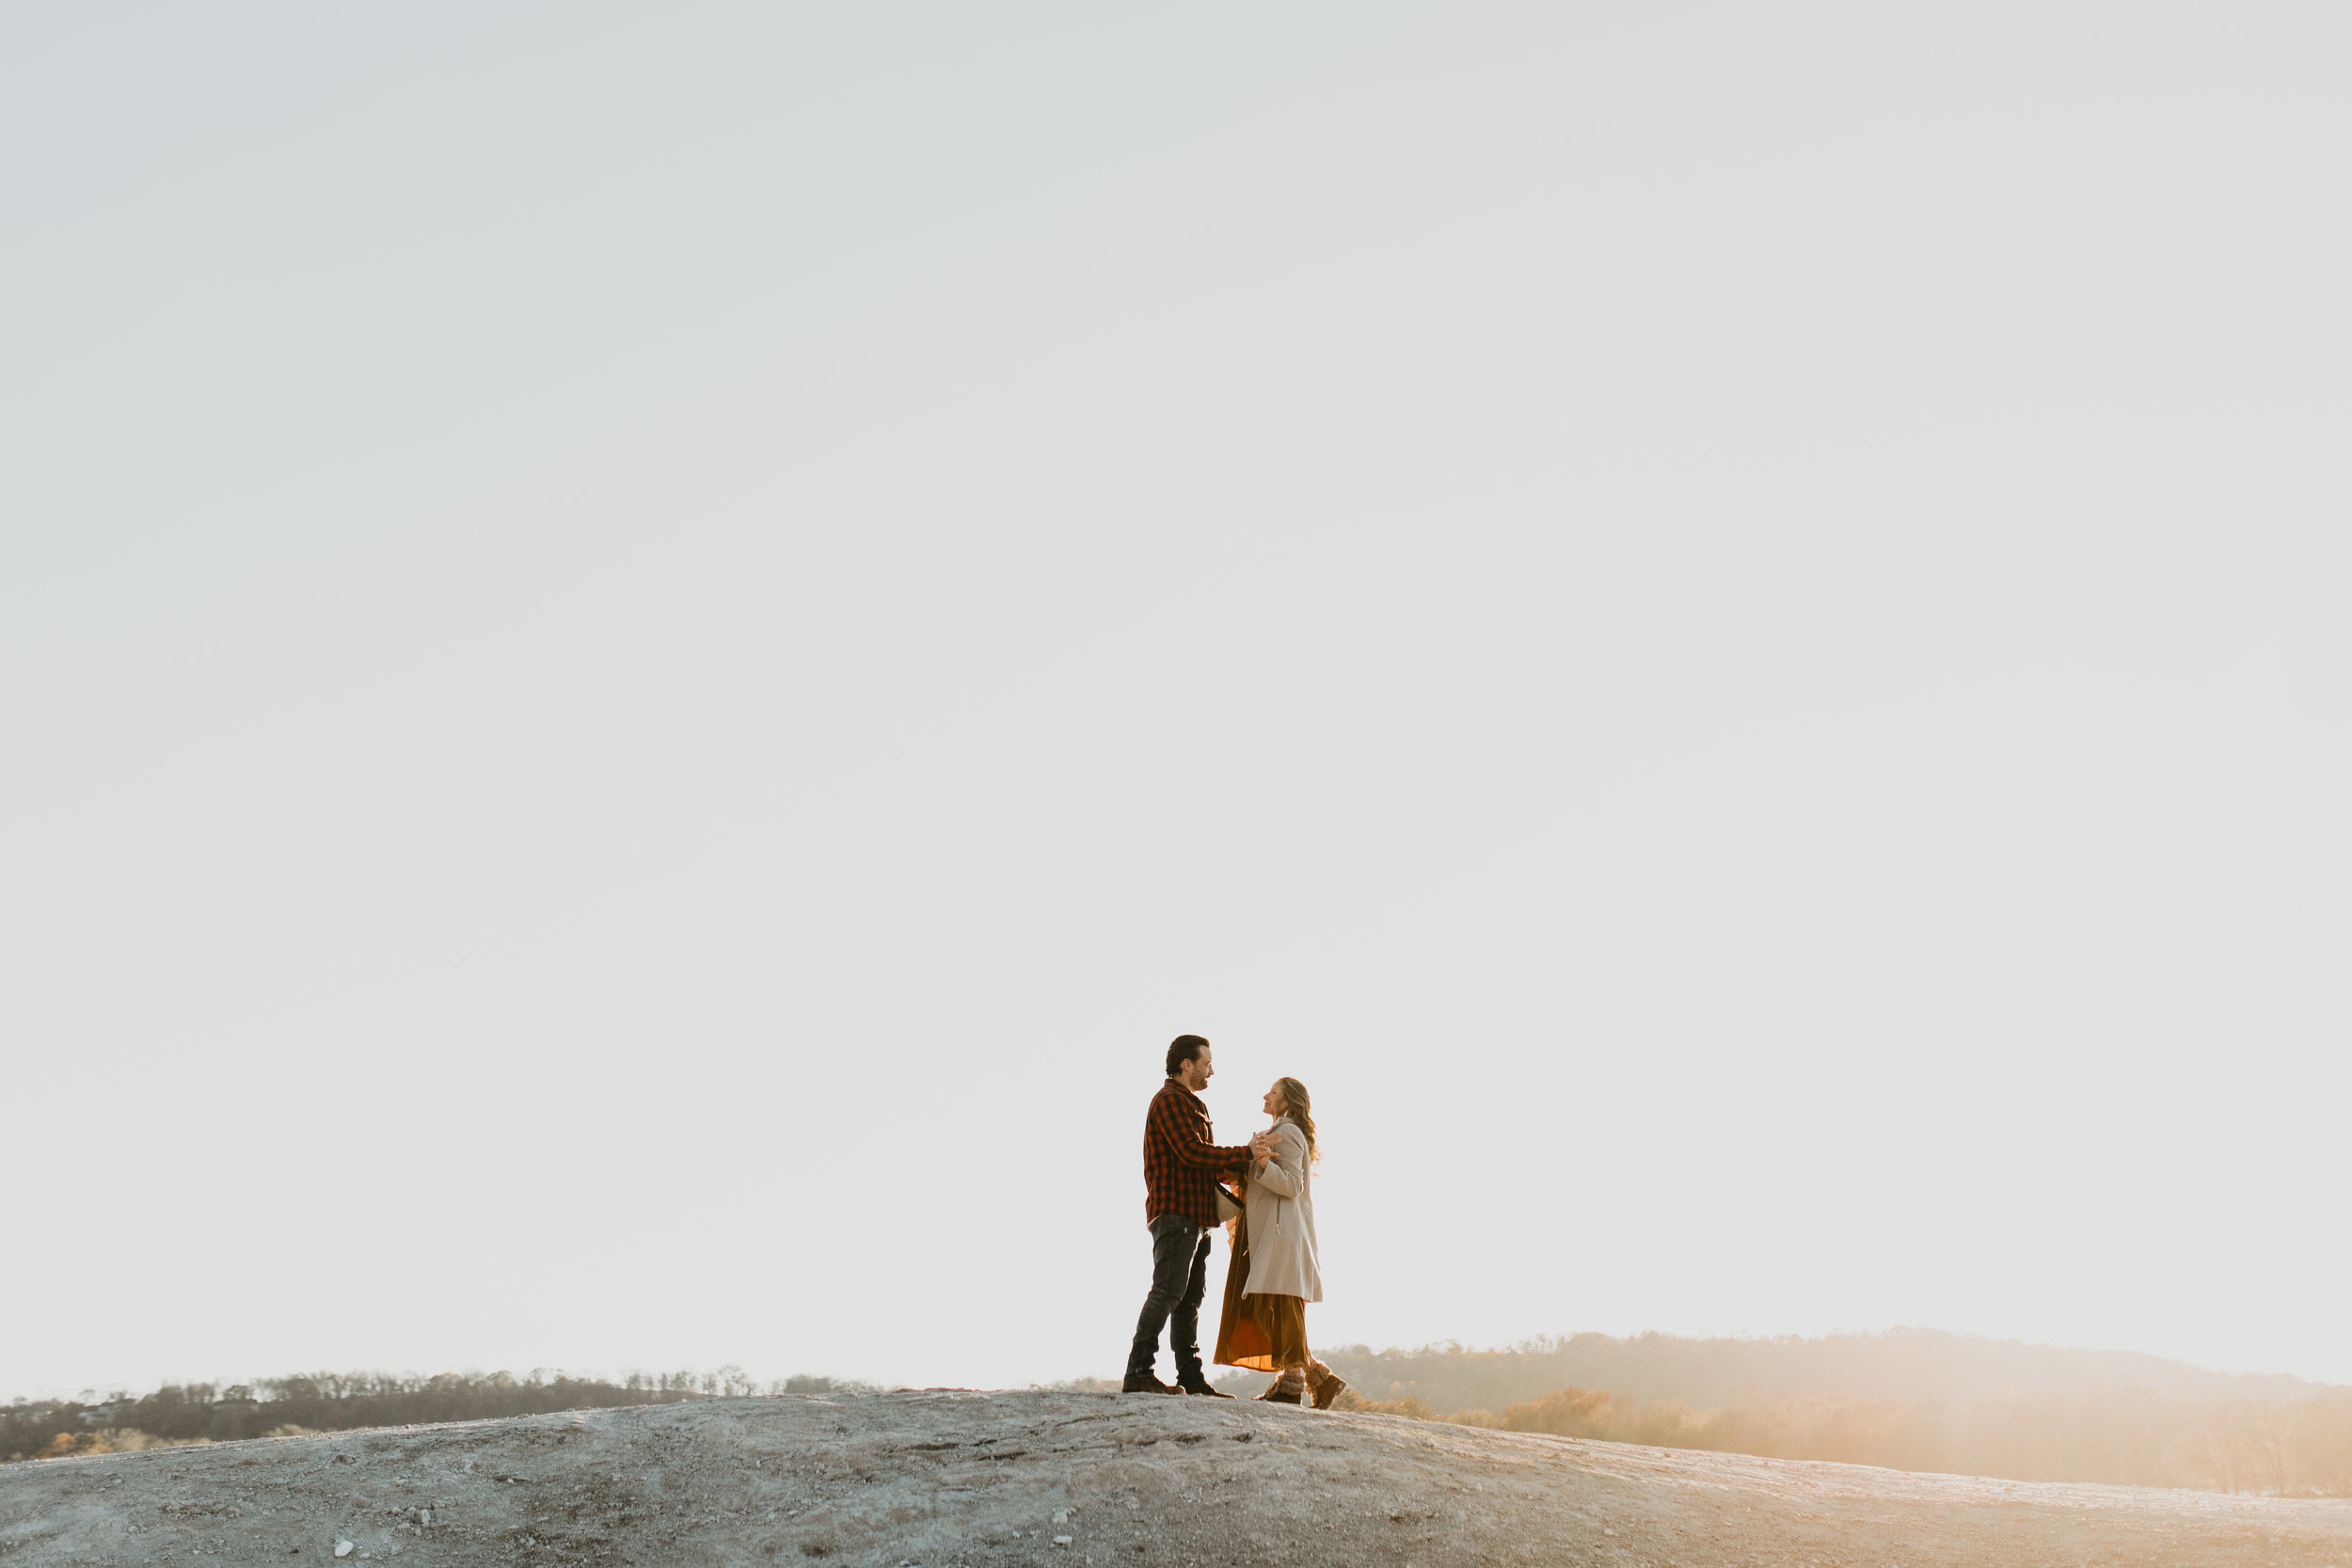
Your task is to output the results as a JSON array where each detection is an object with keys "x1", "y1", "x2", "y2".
[{"x1": 1263, "y1": 1082, "x2": 1285, "y2": 1117}]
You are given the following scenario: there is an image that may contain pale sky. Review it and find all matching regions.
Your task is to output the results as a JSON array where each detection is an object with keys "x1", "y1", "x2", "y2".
[{"x1": 7, "y1": 1, "x2": 2349, "y2": 1399}]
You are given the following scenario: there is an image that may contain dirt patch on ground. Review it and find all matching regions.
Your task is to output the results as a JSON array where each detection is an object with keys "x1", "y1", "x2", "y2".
[{"x1": 3, "y1": 1390, "x2": 2346, "y2": 1565}]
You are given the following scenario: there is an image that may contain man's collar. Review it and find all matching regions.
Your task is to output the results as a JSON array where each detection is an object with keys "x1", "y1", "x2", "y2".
[{"x1": 1165, "y1": 1077, "x2": 1204, "y2": 1102}]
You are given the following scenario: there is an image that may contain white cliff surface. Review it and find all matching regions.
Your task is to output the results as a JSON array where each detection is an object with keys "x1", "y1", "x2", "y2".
[{"x1": 3, "y1": 1390, "x2": 2346, "y2": 1566}]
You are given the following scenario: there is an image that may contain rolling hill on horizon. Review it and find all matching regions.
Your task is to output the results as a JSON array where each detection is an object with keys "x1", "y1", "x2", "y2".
[
  {"x1": 1195, "y1": 1327, "x2": 2352, "y2": 1494},
  {"x1": 1264, "y1": 1326, "x2": 2340, "y2": 1414}
]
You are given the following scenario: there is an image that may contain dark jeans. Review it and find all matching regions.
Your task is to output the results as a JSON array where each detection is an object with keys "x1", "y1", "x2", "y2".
[{"x1": 1127, "y1": 1214, "x2": 1213, "y2": 1382}]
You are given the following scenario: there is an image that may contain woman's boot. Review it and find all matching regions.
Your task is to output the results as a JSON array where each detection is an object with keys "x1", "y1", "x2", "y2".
[
  {"x1": 1306, "y1": 1361, "x2": 1348, "y2": 1410},
  {"x1": 1257, "y1": 1370, "x2": 1306, "y2": 1404}
]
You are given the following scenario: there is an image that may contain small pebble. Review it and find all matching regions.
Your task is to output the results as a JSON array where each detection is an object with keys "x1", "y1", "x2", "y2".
[{"x1": 334, "y1": 1541, "x2": 353, "y2": 1558}]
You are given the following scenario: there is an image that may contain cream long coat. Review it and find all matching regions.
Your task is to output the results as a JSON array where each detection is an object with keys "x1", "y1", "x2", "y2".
[{"x1": 1241, "y1": 1117, "x2": 1322, "y2": 1303}]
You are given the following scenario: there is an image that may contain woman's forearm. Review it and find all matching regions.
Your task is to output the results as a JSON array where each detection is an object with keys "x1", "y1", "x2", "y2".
[{"x1": 1253, "y1": 1159, "x2": 1302, "y2": 1196}]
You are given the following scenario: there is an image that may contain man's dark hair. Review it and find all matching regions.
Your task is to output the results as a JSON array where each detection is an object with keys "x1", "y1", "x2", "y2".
[{"x1": 1166, "y1": 1035, "x2": 1210, "y2": 1078}]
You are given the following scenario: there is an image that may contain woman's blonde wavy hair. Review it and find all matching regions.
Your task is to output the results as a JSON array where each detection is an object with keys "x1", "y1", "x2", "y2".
[{"x1": 1274, "y1": 1076, "x2": 1319, "y2": 1164}]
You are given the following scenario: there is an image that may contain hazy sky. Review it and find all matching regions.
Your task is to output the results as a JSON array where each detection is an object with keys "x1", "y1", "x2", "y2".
[{"x1": 7, "y1": 1, "x2": 2349, "y2": 1398}]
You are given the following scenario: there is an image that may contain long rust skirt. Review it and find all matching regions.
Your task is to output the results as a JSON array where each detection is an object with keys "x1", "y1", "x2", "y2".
[{"x1": 1213, "y1": 1213, "x2": 1311, "y2": 1371}]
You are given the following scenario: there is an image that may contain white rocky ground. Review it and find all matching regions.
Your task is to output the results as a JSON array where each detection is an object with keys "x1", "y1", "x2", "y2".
[{"x1": 4, "y1": 1390, "x2": 2348, "y2": 1567}]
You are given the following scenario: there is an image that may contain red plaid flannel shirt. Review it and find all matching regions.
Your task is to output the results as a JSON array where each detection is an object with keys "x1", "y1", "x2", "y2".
[{"x1": 1142, "y1": 1078, "x2": 1251, "y2": 1227}]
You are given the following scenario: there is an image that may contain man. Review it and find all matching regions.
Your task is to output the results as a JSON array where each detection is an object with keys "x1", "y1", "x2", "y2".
[{"x1": 1126, "y1": 1034, "x2": 1269, "y2": 1396}]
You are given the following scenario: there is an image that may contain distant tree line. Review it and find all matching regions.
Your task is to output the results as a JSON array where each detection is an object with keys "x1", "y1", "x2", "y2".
[
  {"x1": 1241, "y1": 1332, "x2": 2352, "y2": 1495},
  {"x1": 3, "y1": 1367, "x2": 859, "y2": 1465},
  {"x1": 1277, "y1": 1329, "x2": 2328, "y2": 1414}
]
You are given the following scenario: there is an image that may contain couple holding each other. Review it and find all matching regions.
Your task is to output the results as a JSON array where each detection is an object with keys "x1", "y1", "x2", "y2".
[{"x1": 1123, "y1": 1034, "x2": 1346, "y2": 1408}]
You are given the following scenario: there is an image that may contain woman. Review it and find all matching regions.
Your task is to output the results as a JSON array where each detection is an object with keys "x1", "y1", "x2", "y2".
[{"x1": 1213, "y1": 1077, "x2": 1345, "y2": 1407}]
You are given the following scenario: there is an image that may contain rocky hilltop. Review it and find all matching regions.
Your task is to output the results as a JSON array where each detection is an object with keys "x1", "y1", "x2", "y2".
[{"x1": 3, "y1": 1389, "x2": 2346, "y2": 1566}]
